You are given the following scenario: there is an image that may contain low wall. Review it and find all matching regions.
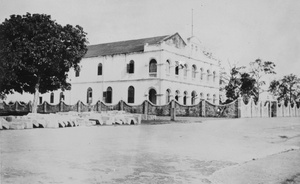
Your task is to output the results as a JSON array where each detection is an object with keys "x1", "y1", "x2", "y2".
[
  {"x1": 1, "y1": 98, "x2": 299, "y2": 119},
  {"x1": 239, "y1": 97, "x2": 300, "y2": 118}
]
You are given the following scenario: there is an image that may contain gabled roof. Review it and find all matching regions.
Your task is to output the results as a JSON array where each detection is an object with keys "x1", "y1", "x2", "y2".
[{"x1": 84, "y1": 35, "x2": 170, "y2": 58}]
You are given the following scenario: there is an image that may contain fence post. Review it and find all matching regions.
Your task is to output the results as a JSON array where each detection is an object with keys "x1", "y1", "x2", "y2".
[
  {"x1": 77, "y1": 101, "x2": 81, "y2": 112},
  {"x1": 144, "y1": 100, "x2": 148, "y2": 120},
  {"x1": 97, "y1": 101, "x2": 101, "y2": 112},
  {"x1": 59, "y1": 100, "x2": 63, "y2": 112},
  {"x1": 120, "y1": 100, "x2": 124, "y2": 111},
  {"x1": 28, "y1": 101, "x2": 32, "y2": 113},
  {"x1": 170, "y1": 100, "x2": 176, "y2": 121},
  {"x1": 43, "y1": 102, "x2": 47, "y2": 113},
  {"x1": 237, "y1": 97, "x2": 242, "y2": 118},
  {"x1": 15, "y1": 101, "x2": 18, "y2": 111},
  {"x1": 201, "y1": 100, "x2": 206, "y2": 117},
  {"x1": 268, "y1": 101, "x2": 271, "y2": 117}
]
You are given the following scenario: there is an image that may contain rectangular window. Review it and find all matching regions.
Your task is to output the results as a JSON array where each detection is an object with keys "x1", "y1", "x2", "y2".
[{"x1": 39, "y1": 97, "x2": 43, "y2": 105}]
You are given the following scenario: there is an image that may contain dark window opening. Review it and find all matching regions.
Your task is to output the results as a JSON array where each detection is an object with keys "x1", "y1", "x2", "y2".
[
  {"x1": 149, "y1": 59, "x2": 157, "y2": 73},
  {"x1": 149, "y1": 88, "x2": 157, "y2": 104},
  {"x1": 128, "y1": 86, "x2": 135, "y2": 103},
  {"x1": 98, "y1": 63, "x2": 102, "y2": 75},
  {"x1": 87, "y1": 87, "x2": 93, "y2": 104},
  {"x1": 106, "y1": 87, "x2": 112, "y2": 103},
  {"x1": 127, "y1": 60, "x2": 134, "y2": 74}
]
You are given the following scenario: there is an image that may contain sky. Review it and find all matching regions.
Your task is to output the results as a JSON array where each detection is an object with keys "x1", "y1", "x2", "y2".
[{"x1": 0, "y1": 0, "x2": 299, "y2": 79}]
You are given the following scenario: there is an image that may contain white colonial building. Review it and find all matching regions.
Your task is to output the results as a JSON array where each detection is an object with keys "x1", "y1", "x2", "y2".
[{"x1": 6, "y1": 33, "x2": 220, "y2": 106}]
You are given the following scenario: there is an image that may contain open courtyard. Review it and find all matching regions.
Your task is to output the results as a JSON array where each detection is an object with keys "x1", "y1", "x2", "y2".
[{"x1": 1, "y1": 117, "x2": 300, "y2": 184}]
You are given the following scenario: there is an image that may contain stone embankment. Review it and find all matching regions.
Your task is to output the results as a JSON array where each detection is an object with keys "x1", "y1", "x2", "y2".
[{"x1": 0, "y1": 111, "x2": 141, "y2": 130}]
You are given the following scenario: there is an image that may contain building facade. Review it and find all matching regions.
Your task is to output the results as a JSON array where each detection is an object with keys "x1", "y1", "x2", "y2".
[{"x1": 6, "y1": 33, "x2": 220, "y2": 106}]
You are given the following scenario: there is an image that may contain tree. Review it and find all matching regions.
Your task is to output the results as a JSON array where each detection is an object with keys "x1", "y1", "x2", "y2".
[
  {"x1": 224, "y1": 65, "x2": 244, "y2": 102},
  {"x1": 239, "y1": 72, "x2": 258, "y2": 102},
  {"x1": 249, "y1": 59, "x2": 276, "y2": 101},
  {"x1": 223, "y1": 59, "x2": 275, "y2": 103},
  {"x1": 269, "y1": 74, "x2": 300, "y2": 104},
  {"x1": 0, "y1": 13, "x2": 87, "y2": 112}
]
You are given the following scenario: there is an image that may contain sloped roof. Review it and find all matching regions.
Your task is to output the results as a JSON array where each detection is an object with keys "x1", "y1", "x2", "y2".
[{"x1": 84, "y1": 35, "x2": 170, "y2": 58}]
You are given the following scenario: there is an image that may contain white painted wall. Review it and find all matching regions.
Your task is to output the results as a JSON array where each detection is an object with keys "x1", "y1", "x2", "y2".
[{"x1": 5, "y1": 35, "x2": 220, "y2": 106}]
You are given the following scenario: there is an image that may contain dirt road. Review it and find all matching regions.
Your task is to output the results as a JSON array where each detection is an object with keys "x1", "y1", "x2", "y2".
[{"x1": 1, "y1": 117, "x2": 300, "y2": 183}]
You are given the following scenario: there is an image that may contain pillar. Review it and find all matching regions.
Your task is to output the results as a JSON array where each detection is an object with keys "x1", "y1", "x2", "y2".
[
  {"x1": 144, "y1": 100, "x2": 148, "y2": 120},
  {"x1": 170, "y1": 100, "x2": 176, "y2": 121}
]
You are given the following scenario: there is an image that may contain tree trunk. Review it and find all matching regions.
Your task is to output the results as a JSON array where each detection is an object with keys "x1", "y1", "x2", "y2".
[
  {"x1": 32, "y1": 79, "x2": 40, "y2": 113},
  {"x1": 290, "y1": 87, "x2": 292, "y2": 104}
]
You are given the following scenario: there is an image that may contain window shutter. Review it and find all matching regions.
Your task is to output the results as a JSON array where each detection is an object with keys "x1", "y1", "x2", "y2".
[{"x1": 103, "y1": 91, "x2": 107, "y2": 98}]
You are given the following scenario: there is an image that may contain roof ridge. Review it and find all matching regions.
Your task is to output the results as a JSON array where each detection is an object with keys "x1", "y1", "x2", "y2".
[{"x1": 87, "y1": 34, "x2": 170, "y2": 47}]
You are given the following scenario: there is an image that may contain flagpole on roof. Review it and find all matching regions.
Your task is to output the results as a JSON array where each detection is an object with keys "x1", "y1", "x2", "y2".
[{"x1": 191, "y1": 8, "x2": 194, "y2": 37}]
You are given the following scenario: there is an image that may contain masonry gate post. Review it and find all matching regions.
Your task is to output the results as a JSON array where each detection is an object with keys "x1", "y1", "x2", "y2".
[
  {"x1": 28, "y1": 101, "x2": 32, "y2": 113},
  {"x1": 144, "y1": 100, "x2": 148, "y2": 120},
  {"x1": 120, "y1": 100, "x2": 124, "y2": 111},
  {"x1": 201, "y1": 100, "x2": 206, "y2": 117},
  {"x1": 15, "y1": 101, "x2": 18, "y2": 112},
  {"x1": 77, "y1": 101, "x2": 81, "y2": 112},
  {"x1": 237, "y1": 97, "x2": 242, "y2": 118},
  {"x1": 97, "y1": 101, "x2": 101, "y2": 112},
  {"x1": 268, "y1": 101, "x2": 272, "y2": 118},
  {"x1": 43, "y1": 102, "x2": 47, "y2": 113},
  {"x1": 59, "y1": 100, "x2": 63, "y2": 112},
  {"x1": 170, "y1": 100, "x2": 176, "y2": 121}
]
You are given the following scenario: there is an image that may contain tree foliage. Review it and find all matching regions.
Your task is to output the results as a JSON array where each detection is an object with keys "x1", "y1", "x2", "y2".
[
  {"x1": 249, "y1": 59, "x2": 276, "y2": 100},
  {"x1": 223, "y1": 59, "x2": 276, "y2": 103},
  {"x1": 269, "y1": 74, "x2": 300, "y2": 104},
  {"x1": 0, "y1": 13, "x2": 88, "y2": 111}
]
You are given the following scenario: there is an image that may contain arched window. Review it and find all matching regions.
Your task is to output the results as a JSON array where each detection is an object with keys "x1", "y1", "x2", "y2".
[
  {"x1": 191, "y1": 91, "x2": 197, "y2": 105},
  {"x1": 87, "y1": 87, "x2": 93, "y2": 104},
  {"x1": 98, "y1": 63, "x2": 102, "y2": 75},
  {"x1": 166, "y1": 60, "x2": 170, "y2": 74},
  {"x1": 149, "y1": 59, "x2": 157, "y2": 77},
  {"x1": 50, "y1": 92, "x2": 54, "y2": 103},
  {"x1": 60, "y1": 92, "x2": 65, "y2": 102},
  {"x1": 213, "y1": 71, "x2": 216, "y2": 82},
  {"x1": 192, "y1": 65, "x2": 197, "y2": 78},
  {"x1": 200, "y1": 68, "x2": 204, "y2": 80},
  {"x1": 207, "y1": 70, "x2": 211, "y2": 81},
  {"x1": 106, "y1": 87, "x2": 112, "y2": 103},
  {"x1": 127, "y1": 60, "x2": 134, "y2": 74},
  {"x1": 183, "y1": 91, "x2": 188, "y2": 105},
  {"x1": 166, "y1": 89, "x2": 171, "y2": 103},
  {"x1": 175, "y1": 90, "x2": 180, "y2": 101},
  {"x1": 213, "y1": 94, "x2": 217, "y2": 104},
  {"x1": 127, "y1": 86, "x2": 135, "y2": 103},
  {"x1": 148, "y1": 88, "x2": 157, "y2": 104},
  {"x1": 175, "y1": 61, "x2": 179, "y2": 76},
  {"x1": 184, "y1": 64, "x2": 188, "y2": 77}
]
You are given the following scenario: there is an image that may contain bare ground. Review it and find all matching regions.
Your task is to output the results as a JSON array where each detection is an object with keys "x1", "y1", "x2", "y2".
[{"x1": 1, "y1": 117, "x2": 300, "y2": 184}]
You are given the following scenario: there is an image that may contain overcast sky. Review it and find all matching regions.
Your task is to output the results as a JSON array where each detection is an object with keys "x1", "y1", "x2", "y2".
[{"x1": 0, "y1": 0, "x2": 299, "y2": 79}]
